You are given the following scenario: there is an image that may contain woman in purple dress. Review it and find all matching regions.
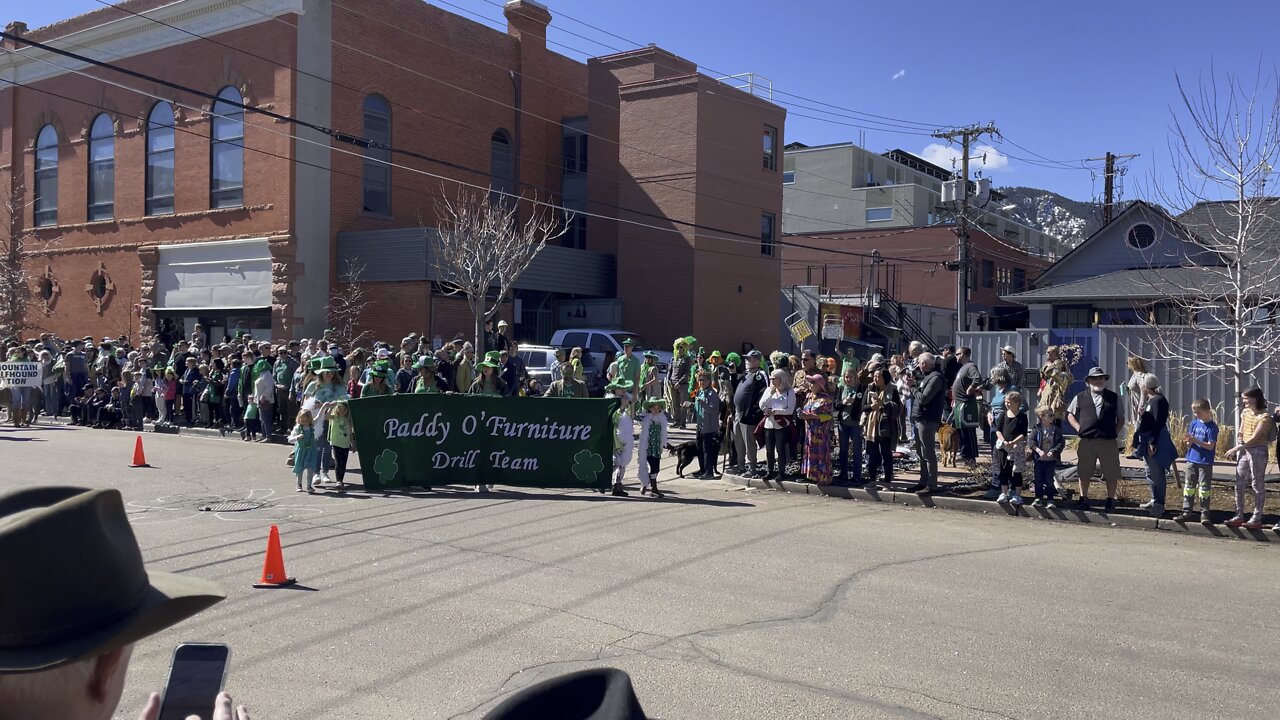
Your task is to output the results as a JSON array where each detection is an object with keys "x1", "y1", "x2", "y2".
[{"x1": 799, "y1": 374, "x2": 835, "y2": 485}]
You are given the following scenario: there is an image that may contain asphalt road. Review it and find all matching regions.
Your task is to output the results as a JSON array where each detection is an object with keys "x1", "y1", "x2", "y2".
[{"x1": 4, "y1": 423, "x2": 1278, "y2": 719}]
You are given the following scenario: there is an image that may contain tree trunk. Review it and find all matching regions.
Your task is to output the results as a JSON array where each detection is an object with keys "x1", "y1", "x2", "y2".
[{"x1": 474, "y1": 305, "x2": 485, "y2": 358}]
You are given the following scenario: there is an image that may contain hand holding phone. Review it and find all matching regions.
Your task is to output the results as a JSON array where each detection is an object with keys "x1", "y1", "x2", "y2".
[{"x1": 156, "y1": 643, "x2": 230, "y2": 720}]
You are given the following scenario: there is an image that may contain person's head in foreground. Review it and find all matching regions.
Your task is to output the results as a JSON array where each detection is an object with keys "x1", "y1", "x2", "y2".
[{"x1": 0, "y1": 486, "x2": 238, "y2": 720}]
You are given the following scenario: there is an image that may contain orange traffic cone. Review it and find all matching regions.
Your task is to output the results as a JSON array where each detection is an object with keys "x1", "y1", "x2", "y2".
[
  {"x1": 129, "y1": 436, "x2": 150, "y2": 468},
  {"x1": 252, "y1": 525, "x2": 297, "y2": 588}
]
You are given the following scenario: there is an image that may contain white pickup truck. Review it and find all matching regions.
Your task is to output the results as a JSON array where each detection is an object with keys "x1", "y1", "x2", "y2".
[{"x1": 548, "y1": 328, "x2": 672, "y2": 381}]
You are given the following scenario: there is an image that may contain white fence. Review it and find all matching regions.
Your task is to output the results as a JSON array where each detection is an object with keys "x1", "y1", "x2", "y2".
[{"x1": 959, "y1": 326, "x2": 1280, "y2": 422}]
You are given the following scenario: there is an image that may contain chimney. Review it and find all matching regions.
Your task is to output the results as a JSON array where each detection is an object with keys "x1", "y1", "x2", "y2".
[
  {"x1": 503, "y1": 0, "x2": 551, "y2": 50},
  {"x1": 3, "y1": 21, "x2": 28, "y2": 51}
]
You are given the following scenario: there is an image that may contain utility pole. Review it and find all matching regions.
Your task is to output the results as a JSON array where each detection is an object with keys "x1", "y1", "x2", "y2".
[
  {"x1": 1086, "y1": 152, "x2": 1139, "y2": 224},
  {"x1": 933, "y1": 122, "x2": 998, "y2": 334}
]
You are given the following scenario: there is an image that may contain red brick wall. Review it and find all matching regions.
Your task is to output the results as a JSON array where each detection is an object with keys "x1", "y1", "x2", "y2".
[
  {"x1": 781, "y1": 226, "x2": 1050, "y2": 311},
  {"x1": 2, "y1": 20, "x2": 298, "y2": 341}
]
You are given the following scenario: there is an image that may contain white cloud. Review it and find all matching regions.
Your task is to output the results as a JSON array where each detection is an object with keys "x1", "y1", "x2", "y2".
[
  {"x1": 891, "y1": 69, "x2": 906, "y2": 81},
  {"x1": 918, "y1": 143, "x2": 1011, "y2": 173}
]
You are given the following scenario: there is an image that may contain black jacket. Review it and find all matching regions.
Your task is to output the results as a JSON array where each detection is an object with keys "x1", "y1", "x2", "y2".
[
  {"x1": 911, "y1": 369, "x2": 946, "y2": 423},
  {"x1": 733, "y1": 368, "x2": 768, "y2": 425}
]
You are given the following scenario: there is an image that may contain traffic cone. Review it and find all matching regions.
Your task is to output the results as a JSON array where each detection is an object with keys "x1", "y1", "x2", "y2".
[
  {"x1": 129, "y1": 436, "x2": 150, "y2": 468},
  {"x1": 252, "y1": 525, "x2": 297, "y2": 588}
]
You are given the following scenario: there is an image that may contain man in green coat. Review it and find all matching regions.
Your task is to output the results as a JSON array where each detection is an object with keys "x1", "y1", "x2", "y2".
[{"x1": 608, "y1": 338, "x2": 643, "y2": 398}]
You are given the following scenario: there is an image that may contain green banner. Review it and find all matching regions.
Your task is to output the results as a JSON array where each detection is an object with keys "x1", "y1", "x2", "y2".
[{"x1": 348, "y1": 394, "x2": 616, "y2": 491}]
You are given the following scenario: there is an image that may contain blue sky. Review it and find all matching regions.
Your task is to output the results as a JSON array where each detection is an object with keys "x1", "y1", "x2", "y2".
[{"x1": 18, "y1": 0, "x2": 1278, "y2": 204}]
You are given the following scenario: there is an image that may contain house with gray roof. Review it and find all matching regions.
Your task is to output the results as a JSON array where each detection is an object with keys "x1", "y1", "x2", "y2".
[{"x1": 1004, "y1": 199, "x2": 1280, "y2": 328}]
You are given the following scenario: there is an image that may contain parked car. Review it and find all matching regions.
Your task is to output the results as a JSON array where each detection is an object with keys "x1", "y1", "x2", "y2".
[
  {"x1": 516, "y1": 344, "x2": 604, "y2": 396},
  {"x1": 548, "y1": 329, "x2": 672, "y2": 382}
]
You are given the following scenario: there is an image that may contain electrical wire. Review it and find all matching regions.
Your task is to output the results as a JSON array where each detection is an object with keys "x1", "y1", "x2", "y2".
[{"x1": 0, "y1": 55, "x2": 938, "y2": 267}]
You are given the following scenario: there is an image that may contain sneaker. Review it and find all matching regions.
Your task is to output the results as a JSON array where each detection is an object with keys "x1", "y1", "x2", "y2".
[
  {"x1": 1074, "y1": 497, "x2": 1091, "y2": 511},
  {"x1": 1148, "y1": 504, "x2": 1165, "y2": 518},
  {"x1": 1104, "y1": 498, "x2": 1117, "y2": 512},
  {"x1": 1225, "y1": 515, "x2": 1246, "y2": 528},
  {"x1": 1139, "y1": 500, "x2": 1156, "y2": 511},
  {"x1": 1031, "y1": 498, "x2": 1046, "y2": 508},
  {"x1": 1244, "y1": 518, "x2": 1264, "y2": 530},
  {"x1": 611, "y1": 485, "x2": 629, "y2": 497},
  {"x1": 996, "y1": 492, "x2": 1010, "y2": 504},
  {"x1": 1174, "y1": 511, "x2": 1198, "y2": 523},
  {"x1": 983, "y1": 487, "x2": 1002, "y2": 500},
  {"x1": 1009, "y1": 494, "x2": 1024, "y2": 506},
  {"x1": 1045, "y1": 500, "x2": 1057, "y2": 509}
]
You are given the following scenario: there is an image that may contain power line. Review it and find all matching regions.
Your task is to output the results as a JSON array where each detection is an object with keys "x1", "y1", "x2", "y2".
[
  {"x1": 77, "y1": 0, "x2": 899, "y2": 236},
  {"x1": 465, "y1": 0, "x2": 951, "y2": 131},
  {"x1": 0, "y1": 54, "x2": 936, "y2": 269}
]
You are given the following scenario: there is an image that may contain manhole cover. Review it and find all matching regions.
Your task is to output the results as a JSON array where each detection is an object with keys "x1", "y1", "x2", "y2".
[{"x1": 199, "y1": 500, "x2": 265, "y2": 513}]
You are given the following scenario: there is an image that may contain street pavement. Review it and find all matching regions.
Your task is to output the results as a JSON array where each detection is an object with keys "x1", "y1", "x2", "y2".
[{"x1": 4, "y1": 423, "x2": 1278, "y2": 719}]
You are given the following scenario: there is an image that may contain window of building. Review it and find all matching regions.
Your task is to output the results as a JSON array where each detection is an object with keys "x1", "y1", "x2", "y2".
[
  {"x1": 760, "y1": 212, "x2": 776, "y2": 256},
  {"x1": 33, "y1": 125, "x2": 58, "y2": 227},
  {"x1": 763, "y1": 126, "x2": 777, "y2": 171},
  {"x1": 981, "y1": 260, "x2": 994, "y2": 289},
  {"x1": 865, "y1": 207, "x2": 892, "y2": 222},
  {"x1": 562, "y1": 215, "x2": 586, "y2": 249},
  {"x1": 362, "y1": 94, "x2": 391, "y2": 215},
  {"x1": 490, "y1": 129, "x2": 515, "y2": 204},
  {"x1": 1153, "y1": 304, "x2": 1187, "y2": 325},
  {"x1": 562, "y1": 130, "x2": 587, "y2": 173},
  {"x1": 145, "y1": 102, "x2": 175, "y2": 216},
  {"x1": 1013, "y1": 267, "x2": 1026, "y2": 292},
  {"x1": 865, "y1": 160, "x2": 875, "y2": 186},
  {"x1": 87, "y1": 114, "x2": 114, "y2": 222},
  {"x1": 1055, "y1": 306, "x2": 1093, "y2": 329},
  {"x1": 782, "y1": 170, "x2": 795, "y2": 184},
  {"x1": 1127, "y1": 222, "x2": 1156, "y2": 250},
  {"x1": 210, "y1": 86, "x2": 245, "y2": 209}
]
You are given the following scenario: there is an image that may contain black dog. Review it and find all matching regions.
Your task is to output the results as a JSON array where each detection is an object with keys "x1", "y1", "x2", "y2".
[{"x1": 666, "y1": 441, "x2": 699, "y2": 477}]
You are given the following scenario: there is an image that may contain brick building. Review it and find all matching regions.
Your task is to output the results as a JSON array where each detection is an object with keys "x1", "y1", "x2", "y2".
[
  {"x1": 782, "y1": 225, "x2": 1051, "y2": 344},
  {"x1": 0, "y1": 0, "x2": 782, "y2": 351}
]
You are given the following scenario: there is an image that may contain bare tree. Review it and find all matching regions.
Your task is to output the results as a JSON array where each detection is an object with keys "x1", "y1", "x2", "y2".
[
  {"x1": 1143, "y1": 70, "x2": 1280, "y2": 426},
  {"x1": 0, "y1": 183, "x2": 55, "y2": 340},
  {"x1": 430, "y1": 188, "x2": 568, "y2": 353},
  {"x1": 326, "y1": 258, "x2": 375, "y2": 351}
]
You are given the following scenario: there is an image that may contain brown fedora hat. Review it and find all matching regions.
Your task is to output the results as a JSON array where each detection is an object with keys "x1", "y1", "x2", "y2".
[{"x1": 0, "y1": 487, "x2": 225, "y2": 673}]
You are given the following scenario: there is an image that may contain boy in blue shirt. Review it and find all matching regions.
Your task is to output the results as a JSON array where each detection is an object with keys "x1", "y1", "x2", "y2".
[{"x1": 1177, "y1": 398, "x2": 1218, "y2": 523}]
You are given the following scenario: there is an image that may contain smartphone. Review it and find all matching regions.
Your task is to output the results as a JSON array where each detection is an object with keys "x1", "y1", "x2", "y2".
[{"x1": 157, "y1": 643, "x2": 230, "y2": 720}]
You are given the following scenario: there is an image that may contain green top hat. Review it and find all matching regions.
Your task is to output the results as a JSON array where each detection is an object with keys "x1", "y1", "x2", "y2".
[
  {"x1": 484, "y1": 350, "x2": 502, "y2": 364},
  {"x1": 369, "y1": 368, "x2": 389, "y2": 379},
  {"x1": 314, "y1": 356, "x2": 339, "y2": 373},
  {"x1": 605, "y1": 378, "x2": 634, "y2": 392},
  {"x1": 644, "y1": 397, "x2": 668, "y2": 409},
  {"x1": 621, "y1": 338, "x2": 635, "y2": 347},
  {"x1": 643, "y1": 350, "x2": 659, "y2": 359},
  {"x1": 414, "y1": 355, "x2": 437, "y2": 370}
]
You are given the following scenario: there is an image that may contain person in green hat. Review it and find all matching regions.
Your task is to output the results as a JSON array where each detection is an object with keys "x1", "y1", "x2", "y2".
[
  {"x1": 546, "y1": 361, "x2": 587, "y2": 398},
  {"x1": 638, "y1": 396, "x2": 669, "y2": 498},
  {"x1": 639, "y1": 350, "x2": 662, "y2": 401},
  {"x1": 667, "y1": 337, "x2": 693, "y2": 429},
  {"x1": 302, "y1": 355, "x2": 349, "y2": 486},
  {"x1": 361, "y1": 366, "x2": 394, "y2": 397},
  {"x1": 412, "y1": 355, "x2": 447, "y2": 393},
  {"x1": 606, "y1": 378, "x2": 635, "y2": 497},
  {"x1": 607, "y1": 338, "x2": 643, "y2": 397},
  {"x1": 469, "y1": 352, "x2": 507, "y2": 396}
]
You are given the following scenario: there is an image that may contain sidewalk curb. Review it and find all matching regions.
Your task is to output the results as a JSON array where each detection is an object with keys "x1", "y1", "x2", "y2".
[
  {"x1": 724, "y1": 473, "x2": 1278, "y2": 543},
  {"x1": 43, "y1": 419, "x2": 285, "y2": 445}
]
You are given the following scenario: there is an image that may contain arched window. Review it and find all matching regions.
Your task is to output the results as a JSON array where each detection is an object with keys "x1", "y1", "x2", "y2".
[
  {"x1": 362, "y1": 94, "x2": 391, "y2": 215},
  {"x1": 87, "y1": 114, "x2": 114, "y2": 221},
  {"x1": 33, "y1": 125, "x2": 58, "y2": 227},
  {"x1": 210, "y1": 86, "x2": 244, "y2": 208},
  {"x1": 489, "y1": 129, "x2": 514, "y2": 204},
  {"x1": 146, "y1": 102, "x2": 175, "y2": 216}
]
